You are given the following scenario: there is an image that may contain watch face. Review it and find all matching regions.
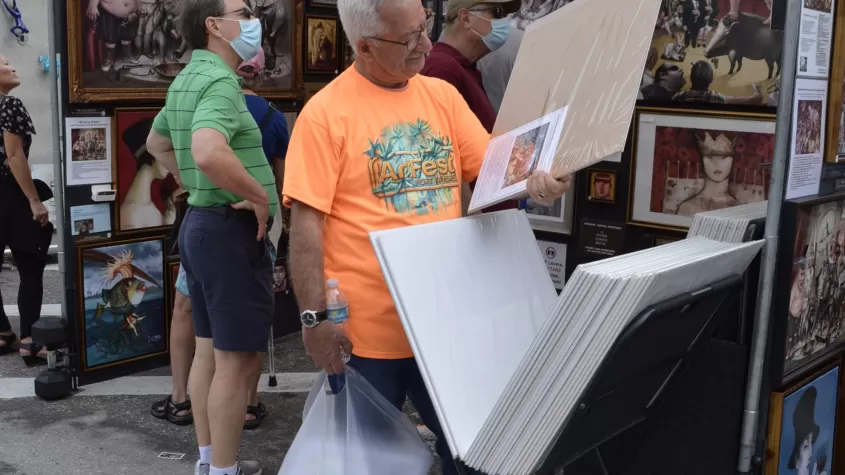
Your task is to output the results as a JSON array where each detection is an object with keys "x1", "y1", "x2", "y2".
[{"x1": 301, "y1": 311, "x2": 318, "y2": 327}]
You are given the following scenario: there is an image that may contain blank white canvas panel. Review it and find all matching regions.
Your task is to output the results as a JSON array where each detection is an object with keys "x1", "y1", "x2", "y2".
[{"x1": 370, "y1": 210, "x2": 558, "y2": 459}]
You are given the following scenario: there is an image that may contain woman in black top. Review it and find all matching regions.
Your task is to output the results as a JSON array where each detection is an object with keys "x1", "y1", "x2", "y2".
[{"x1": 0, "y1": 55, "x2": 53, "y2": 364}]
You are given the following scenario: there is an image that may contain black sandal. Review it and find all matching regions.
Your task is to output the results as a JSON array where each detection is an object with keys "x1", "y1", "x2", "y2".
[
  {"x1": 151, "y1": 396, "x2": 193, "y2": 425},
  {"x1": 244, "y1": 401, "x2": 267, "y2": 430},
  {"x1": 0, "y1": 332, "x2": 18, "y2": 355},
  {"x1": 20, "y1": 342, "x2": 47, "y2": 367}
]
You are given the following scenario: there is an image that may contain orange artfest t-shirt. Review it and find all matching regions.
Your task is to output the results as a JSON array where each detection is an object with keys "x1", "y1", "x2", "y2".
[{"x1": 283, "y1": 66, "x2": 490, "y2": 359}]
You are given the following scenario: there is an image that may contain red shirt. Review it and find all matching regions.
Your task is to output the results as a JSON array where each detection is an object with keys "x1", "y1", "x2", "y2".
[
  {"x1": 421, "y1": 43, "x2": 516, "y2": 212},
  {"x1": 421, "y1": 43, "x2": 497, "y2": 133}
]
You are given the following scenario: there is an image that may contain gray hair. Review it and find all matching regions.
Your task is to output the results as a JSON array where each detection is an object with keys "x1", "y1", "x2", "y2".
[
  {"x1": 338, "y1": 0, "x2": 418, "y2": 46},
  {"x1": 178, "y1": 0, "x2": 226, "y2": 50}
]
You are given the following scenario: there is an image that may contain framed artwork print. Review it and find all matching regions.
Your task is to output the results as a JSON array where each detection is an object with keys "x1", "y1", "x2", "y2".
[
  {"x1": 114, "y1": 108, "x2": 180, "y2": 234},
  {"x1": 305, "y1": 15, "x2": 340, "y2": 74},
  {"x1": 67, "y1": 0, "x2": 304, "y2": 102},
  {"x1": 587, "y1": 169, "x2": 616, "y2": 204},
  {"x1": 772, "y1": 193, "x2": 845, "y2": 385},
  {"x1": 824, "y1": 5, "x2": 845, "y2": 163},
  {"x1": 77, "y1": 238, "x2": 168, "y2": 371},
  {"x1": 639, "y1": 0, "x2": 780, "y2": 107},
  {"x1": 629, "y1": 107, "x2": 776, "y2": 231},
  {"x1": 307, "y1": 0, "x2": 338, "y2": 7},
  {"x1": 764, "y1": 363, "x2": 839, "y2": 475},
  {"x1": 518, "y1": 185, "x2": 576, "y2": 235}
]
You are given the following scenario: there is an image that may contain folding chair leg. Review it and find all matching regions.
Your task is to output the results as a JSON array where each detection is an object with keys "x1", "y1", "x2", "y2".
[{"x1": 267, "y1": 326, "x2": 277, "y2": 387}]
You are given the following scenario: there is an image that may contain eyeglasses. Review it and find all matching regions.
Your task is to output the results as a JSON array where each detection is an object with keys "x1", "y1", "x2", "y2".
[
  {"x1": 367, "y1": 15, "x2": 431, "y2": 52},
  {"x1": 468, "y1": 5, "x2": 506, "y2": 19},
  {"x1": 221, "y1": 6, "x2": 254, "y2": 19}
]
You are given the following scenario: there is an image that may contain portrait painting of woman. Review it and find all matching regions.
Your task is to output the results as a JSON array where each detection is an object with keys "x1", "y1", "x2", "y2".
[{"x1": 630, "y1": 109, "x2": 776, "y2": 230}]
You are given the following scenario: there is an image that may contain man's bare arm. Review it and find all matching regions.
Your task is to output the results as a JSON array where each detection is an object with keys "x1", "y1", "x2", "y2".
[
  {"x1": 146, "y1": 129, "x2": 181, "y2": 182},
  {"x1": 289, "y1": 200, "x2": 327, "y2": 312},
  {"x1": 191, "y1": 128, "x2": 268, "y2": 206}
]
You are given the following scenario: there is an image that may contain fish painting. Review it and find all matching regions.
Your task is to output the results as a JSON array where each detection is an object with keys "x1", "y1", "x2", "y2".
[{"x1": 80, "y1": 241, "x2": 167, "y2": 369}]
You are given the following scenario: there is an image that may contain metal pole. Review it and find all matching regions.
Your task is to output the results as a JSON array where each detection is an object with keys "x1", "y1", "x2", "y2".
[
  {"x1": 45, "y1": 0, "x2": 68, "y2": 323},
  {"x1": 736, "y1": 0, "x2": 802, "y2": 471}
]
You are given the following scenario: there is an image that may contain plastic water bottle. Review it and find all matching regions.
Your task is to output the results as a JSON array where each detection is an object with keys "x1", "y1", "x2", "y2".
[{"x1": 326, "y1": 279, "x2": 350, "y2": 363}]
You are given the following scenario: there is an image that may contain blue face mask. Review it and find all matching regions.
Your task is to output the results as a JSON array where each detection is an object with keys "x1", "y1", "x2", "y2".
[
  {"x1": 470, "y1": 13, "x2": 510, "y2": 52},
  {"x1": 218, "y1": 18, "x2": 263, "y2": 61}
]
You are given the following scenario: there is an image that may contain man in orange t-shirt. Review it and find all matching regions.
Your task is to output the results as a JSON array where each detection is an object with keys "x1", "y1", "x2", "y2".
[{"x1": 283, "y1": 0, "x2": 570, "y2": 473}]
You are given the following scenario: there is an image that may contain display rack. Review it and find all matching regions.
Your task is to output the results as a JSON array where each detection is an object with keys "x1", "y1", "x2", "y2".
[{"x1": 452, "y1": 274, "x2": 745, "y2": 475}]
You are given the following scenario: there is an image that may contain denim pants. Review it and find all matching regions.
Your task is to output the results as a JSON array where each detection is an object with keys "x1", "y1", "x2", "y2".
[{"x1": 330, "y1": 355, "x2": 486, "y2": 475}]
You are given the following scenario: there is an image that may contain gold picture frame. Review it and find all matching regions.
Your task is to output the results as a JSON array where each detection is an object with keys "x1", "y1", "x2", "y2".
[
  {"x1": 824, "y1": 0, "x2": 845, "y2": 163},
  {"x1": 76, "y1": 237, "x2": 170, "y2": 372},
  {"x1": 304, "y1": 14, "x2": 340, "y2": 74},
  {"x1": 66, "y1": 0, "x2": 305, "y2": 103},
  {"x1": 627, "y1": 106, "x2": 776, "y2": 232}
]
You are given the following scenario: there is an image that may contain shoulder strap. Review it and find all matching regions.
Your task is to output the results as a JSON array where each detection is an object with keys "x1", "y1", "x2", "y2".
[{"x1": 258, "y1": 102, "x2": 278, "y2": 132}]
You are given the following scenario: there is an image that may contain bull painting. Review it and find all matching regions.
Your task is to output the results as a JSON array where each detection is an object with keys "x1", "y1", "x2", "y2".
[
  {"x1": 703, "y1": 13, "x2": 783, "y2": 80},
  {"x1": 640, "y1": 0, "x2": 781, "y2": 107}
]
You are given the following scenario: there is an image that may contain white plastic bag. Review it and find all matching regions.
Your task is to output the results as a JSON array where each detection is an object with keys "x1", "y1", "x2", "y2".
[{"x1": 278, "y1": 367, "x2": 434, "y2": 475}]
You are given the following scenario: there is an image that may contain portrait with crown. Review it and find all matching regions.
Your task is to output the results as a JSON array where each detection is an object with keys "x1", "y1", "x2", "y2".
[
  {"x1": 78, "y1": 239, "x2": 167, "y2": 370},
  {"x1": 630, "y1": 109, "x2": 775, "y2": 230}
]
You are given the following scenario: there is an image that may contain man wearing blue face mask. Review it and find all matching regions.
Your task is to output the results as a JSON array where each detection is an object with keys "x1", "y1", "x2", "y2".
[
  {"x1": 144, "y1": 1, "x2": 273, "y2": 475},
  {"x1": 422, "y1": 0, "x2": 520, "y2": 214},
  {"x1": 421, "y1": 0, "x2": 519, "y2": 134}
]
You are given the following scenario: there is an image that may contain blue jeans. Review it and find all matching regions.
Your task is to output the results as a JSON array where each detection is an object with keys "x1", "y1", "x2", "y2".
[{"x1": 329, "y1": 355, "x2": 486, "y2": 475}]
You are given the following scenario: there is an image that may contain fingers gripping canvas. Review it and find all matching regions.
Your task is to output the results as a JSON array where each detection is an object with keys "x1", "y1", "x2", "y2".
[{"x1": 496, "y1": 0, "x2": 663, "y2": 177}]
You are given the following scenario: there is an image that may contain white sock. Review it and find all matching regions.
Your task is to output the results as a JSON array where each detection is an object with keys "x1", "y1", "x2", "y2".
[
  {"x1": 210, "y1": 463, "x2": 238, "y2": 475},
  {"x1": 199, "y1": 446, "x2": 212, "y2": 465}
]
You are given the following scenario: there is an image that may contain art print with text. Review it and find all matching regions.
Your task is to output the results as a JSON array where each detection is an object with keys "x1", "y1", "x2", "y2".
[
  {"x1": 80, "y1": 240, "x2": 167, "y2": 369},
  {"x1": 367, "y1": 120, "x2": 459, "y2": 214}
]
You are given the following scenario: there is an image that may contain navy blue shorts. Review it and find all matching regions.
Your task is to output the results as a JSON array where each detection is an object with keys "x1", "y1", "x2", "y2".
[{"x1": 178, "y1": 206, "x2": 274, "y2": 352}]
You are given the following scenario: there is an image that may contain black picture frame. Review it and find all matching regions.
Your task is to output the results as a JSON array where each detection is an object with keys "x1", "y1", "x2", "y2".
[
  {"x1": 76, "y1": 237, "x2": 169, "y2": 372},
  {"x1": 771, "y1": 192, "x2": 845, "y2": 387},
  {"x1": 303, "y1": 14, "x2": 341, "y2": 75}
]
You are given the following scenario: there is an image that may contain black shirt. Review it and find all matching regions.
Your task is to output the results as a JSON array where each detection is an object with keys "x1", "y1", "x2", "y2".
[{"x1": 0, "y1": 96, "x2": 36, "y2": 188}]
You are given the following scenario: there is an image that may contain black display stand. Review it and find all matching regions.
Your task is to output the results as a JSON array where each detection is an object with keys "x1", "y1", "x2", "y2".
[{"x1": 453, "y1": 274, "x2": 745, "y2": 475}]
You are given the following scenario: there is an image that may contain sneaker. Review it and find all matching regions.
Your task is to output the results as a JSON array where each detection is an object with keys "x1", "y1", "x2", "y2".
[
  {"x1": 237, "y1": 461, "x2": 263, "y2": 475},
  {"x1": 194, "y1": 461, "x2": 210, "y2": 475}
]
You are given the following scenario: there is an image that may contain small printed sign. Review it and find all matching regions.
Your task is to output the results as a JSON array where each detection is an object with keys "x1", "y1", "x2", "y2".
[{"x1": 157, "y1": 452, "x2": 185, "y2": 460}]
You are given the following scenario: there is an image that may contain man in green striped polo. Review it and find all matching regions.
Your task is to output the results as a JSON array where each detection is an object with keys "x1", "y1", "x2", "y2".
[{"x1": 144, "y1": 1, "x2": 272, "y2": 474}]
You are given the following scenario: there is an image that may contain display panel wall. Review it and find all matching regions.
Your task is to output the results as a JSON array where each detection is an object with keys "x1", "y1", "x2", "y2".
[{"x1": 57, "y1": 0, "x2": 309, "y2": 385}]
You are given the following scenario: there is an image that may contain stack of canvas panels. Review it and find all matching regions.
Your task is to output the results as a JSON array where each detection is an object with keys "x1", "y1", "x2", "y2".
[
  {"x1": 687, "y1": 201, "x2": 768, "y2": 243},
  {"x1": 370, "y1": 209, "x2": 764, "y2": 475}
]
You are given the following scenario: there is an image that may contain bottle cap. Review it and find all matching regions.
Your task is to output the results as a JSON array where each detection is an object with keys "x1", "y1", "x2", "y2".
[{"x1": 327, "y1": 278, "x2": 338, "y2": 288}]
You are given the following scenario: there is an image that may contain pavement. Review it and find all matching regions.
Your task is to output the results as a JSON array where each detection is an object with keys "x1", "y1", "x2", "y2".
[{"x1": 0, "y1": 261, "x2": 442, "y2": 475}]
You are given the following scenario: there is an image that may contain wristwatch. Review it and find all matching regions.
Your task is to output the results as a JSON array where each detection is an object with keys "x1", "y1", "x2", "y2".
[{"x1": 300, "y1": 309, "x2": 329, "y2": 328}]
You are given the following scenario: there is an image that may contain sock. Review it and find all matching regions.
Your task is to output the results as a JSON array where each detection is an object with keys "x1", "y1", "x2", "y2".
[
  {"x1": 199, "y1": 446, "x2": 212, "y2": 465},
  {"x1": 210, "y1": 463, "x2": 239, "y2": 475}
]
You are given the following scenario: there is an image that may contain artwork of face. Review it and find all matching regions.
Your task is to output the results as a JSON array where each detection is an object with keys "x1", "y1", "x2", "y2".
[
  {"x1": 776, "y1": 367, "x2": 837, "y2": 475},
  {"x1": 588, "y1": 171, "x2": 616, "y2": 203},
  {"x1": 79, "y1": 240, "x2": 167, "y2": 370},
  {"x1": 650, "y1": 126, "x2": 773, "y2": 218}
]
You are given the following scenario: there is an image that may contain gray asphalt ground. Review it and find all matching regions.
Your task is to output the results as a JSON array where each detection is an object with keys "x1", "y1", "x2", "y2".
[{"x1": 0, "y1": 261, "x2": 442, "y2": 475}]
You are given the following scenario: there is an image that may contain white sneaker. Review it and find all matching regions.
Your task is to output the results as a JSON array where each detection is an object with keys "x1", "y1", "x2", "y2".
[{"x1": 194, "y1": 461, "x2": 210, "y2": 475}]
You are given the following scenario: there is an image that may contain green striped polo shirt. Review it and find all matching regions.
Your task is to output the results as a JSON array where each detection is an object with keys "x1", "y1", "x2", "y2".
[{"x1": 152, "y1": 49, "x2": 277, "y2": 216}]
